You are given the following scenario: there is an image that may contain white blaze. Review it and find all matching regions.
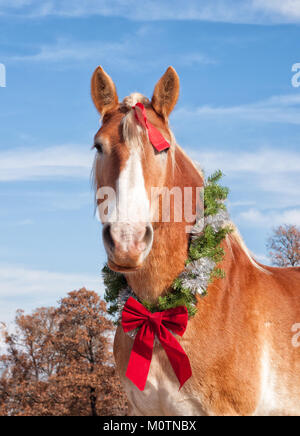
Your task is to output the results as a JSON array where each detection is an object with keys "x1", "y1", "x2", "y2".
[{"x1": 116, "y1": 149, "x2": 150, "y2": 223}]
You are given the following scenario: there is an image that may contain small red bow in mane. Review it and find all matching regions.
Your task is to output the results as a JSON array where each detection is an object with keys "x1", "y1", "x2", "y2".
[
  {"x1": 132, "y1": 102, "x2": 170, "y2": 152},
  {"x1": 122, "y1": 297, "x2": 192, "y2": 391}
]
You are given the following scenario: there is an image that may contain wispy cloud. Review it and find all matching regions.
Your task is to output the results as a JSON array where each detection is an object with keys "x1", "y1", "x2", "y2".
[
  {"x1": 190, "y1": 148, "x2": 300, "y2": 211},
  {"x1": 238, "y1": 208, "x2": 300, "y2": 227},
  {"x1": 8, "y1": 38, "x2": 131, "y2": 66},
  {"x1": 0, "y1": 145, "x2": 94, "y2": 181},
  {"x1": 189, "y1": 148, "x2": 300, "y2": 176},
  {"x1": 0, "y1": 263, "x2": 102, "y2": 325},
  {"x1": 6, "y1": 36, "x2": 215, "y2": 69},
  {"x1": 178, "y1": 52, "x2": 217, "y2": 67},
  {"x1": 254, "y1": 0, "x2": 300, "y2": 22},
  {"x1": 3, "y1": 218, "x2": 34, "y2": 226},
  {"x1": 1, "y1": 0, "x2": 300, "y2": 24},
  {"x1": 174, "y1": 94, "x2": 300, "y2": 126}
]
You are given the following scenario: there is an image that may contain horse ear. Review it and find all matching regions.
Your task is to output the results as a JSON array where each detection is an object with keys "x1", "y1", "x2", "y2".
[
  {"x1": 151, "y1": 66, "x2": 180, "y2": 119},
  {"x1": 91, "y1": 66, "x2": 119, "y2": 117}
]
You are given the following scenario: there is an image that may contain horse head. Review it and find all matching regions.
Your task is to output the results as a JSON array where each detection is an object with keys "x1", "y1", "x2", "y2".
[{"x1": 91, "y1": 66, "x2": 183, "y2": 273}]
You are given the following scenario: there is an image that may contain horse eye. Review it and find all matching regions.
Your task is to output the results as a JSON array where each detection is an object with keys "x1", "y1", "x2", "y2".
[{"x1": 94, "y1": 142, "x2": 103, "y2": 153}]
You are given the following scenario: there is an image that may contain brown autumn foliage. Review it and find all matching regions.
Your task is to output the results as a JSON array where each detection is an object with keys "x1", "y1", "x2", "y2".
[
  {"x1": 0, "y1": 288, "x2": 128, "y2": 416},
  {"x1": 267, "y1": 224, "x2": 300, "y2": 267}
]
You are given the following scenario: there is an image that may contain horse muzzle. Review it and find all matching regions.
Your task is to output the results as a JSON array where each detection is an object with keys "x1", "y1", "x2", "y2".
[{"x1": 102, "y1": 222, "x2": 154, "y2": 272}]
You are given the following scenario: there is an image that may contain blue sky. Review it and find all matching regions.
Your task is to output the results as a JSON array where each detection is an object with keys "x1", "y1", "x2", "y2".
[{"x1": 1, "y1": 0, "x2": 300, "y2": 325}]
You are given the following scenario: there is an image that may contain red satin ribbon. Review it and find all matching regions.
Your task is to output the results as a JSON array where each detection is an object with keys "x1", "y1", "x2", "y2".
[
  {"x1": 122, "y1": 297, "x2": 192, "y2": 391},
  {"x1": 132, "y1": 102, "x2": 170, "y2": 152}
]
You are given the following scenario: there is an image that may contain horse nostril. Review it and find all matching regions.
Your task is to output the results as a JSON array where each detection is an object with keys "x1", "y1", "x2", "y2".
[
  {"x1": 102, "y1": 223, "x2": 114, "y2": 251},
  {"x1": 144, "y1": 224, "x2": 154, "y2": 248}
]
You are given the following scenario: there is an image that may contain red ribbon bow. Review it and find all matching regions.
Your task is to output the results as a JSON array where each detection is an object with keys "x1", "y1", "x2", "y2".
[
  {"x1": 122, "y1": 297, "x2": 192, "y2": 391},
  {"x1": 132, "y1": 103, "x2": 170, "y2": 152}
]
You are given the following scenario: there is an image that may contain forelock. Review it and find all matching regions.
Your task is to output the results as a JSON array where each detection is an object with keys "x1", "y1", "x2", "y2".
[{"x1": 121, "y1": 93, "x2": 150, "y2": 109}]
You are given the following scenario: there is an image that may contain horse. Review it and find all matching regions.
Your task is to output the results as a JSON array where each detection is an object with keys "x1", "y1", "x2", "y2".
[{"x1": 91, "y1": 65, "x2": 300, "y2": 416}]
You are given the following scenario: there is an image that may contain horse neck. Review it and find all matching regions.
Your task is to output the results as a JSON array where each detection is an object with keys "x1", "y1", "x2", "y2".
[{"x1": 125, "y1": 146, "x2": 204, "y2": 303}]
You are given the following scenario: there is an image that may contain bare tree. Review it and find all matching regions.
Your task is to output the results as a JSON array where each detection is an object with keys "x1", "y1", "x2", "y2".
[{"x1": 267, "y1": 225, "x2": 300, "y2": 267}]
